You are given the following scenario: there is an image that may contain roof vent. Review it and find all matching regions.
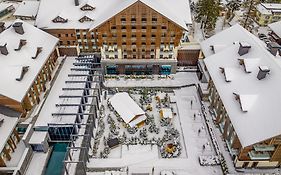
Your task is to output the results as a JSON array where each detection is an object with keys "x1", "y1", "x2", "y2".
[
  {"x1": 238, "y1": 42, "x2": 251, "y2": 56},
  {"x1": 14, "y1": 39, "x2": 27, "y2": 51},
  {"x1": 233, "y1": 93, "x2": 257, "y2": 112},
  {"x1": 75, "y1": 0, "x2": 79, "y2": 6},
  {"x1": 0, "y1": 43, "x2": 8, "y2": 55},
  {"x1": 0, "y1": 118, "x2": 4, "y2": 127},
  {"x1": 267, "y1": 42, "x2": 281, "y2": 56},
  {"x1": 32, "y1": 47, "x2": 42, "y2": 59},
  {"x1": 16, "y1": 66, "x2": 29, "y2": 81},
  {"x1": 13, "y1": 22, "x2": 24, "y2": 35},
  {"x1": 257, "y1": 66, "x2": 270, "y2": 80},
  {"x1": 0, "y1": 22, "x2": 5, "y2": 33},
  {"x1": 219, "y1": 67, "x2": 234, "y2": 82}
]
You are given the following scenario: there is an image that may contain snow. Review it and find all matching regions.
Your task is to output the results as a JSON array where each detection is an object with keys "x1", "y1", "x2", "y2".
[
  {"x1": 36, "y1": 0, "x2": 191, "y2": 30},
  {"x1": 87, "y1": 83, "x2": 222, "y2": 175},
  {"x1": 203, "y1": 24, "x2": 281, "y2": 147},
  {"x1": 34, "y1": 57, "x2": 82, "y2": 127},
  {"x1": 14, "y1": 1, "x2": 39, "y2": 18},
  {"x1": 5, "y1": 141, "x2": 26, "y2": 167},
  {"x1": 160, "y1": 108, "x2": 173, "y2": 119},
  {"x1": 0, "y1": 3, "x2": 13, "y2": 13},
  {"x1": 268, "y1": 20, "x2": 281, "y2": 38},
  {"x1": 104, "y1": 72, "x2": 199, "y2": 88},
  {"x1": 0, "y1": 19, "x2": 58, "y2": 103},
  {"x1": 0, "y1": 114, "x2": 18, "y2": 154},
  {"x1": 24, "y1": 150, "x2": 51, "y2": 175},
  {"x1": 109, "y1": 92, "x2": 145, "y2": 126},
  {"x1": 29, "y1": 131, "x2": 48, "y2": 144}
]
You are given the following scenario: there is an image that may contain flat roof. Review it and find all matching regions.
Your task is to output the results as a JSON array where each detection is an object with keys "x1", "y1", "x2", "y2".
[
  {"x1": 109, "y1": 92, "x2": 145, "y2": 125},
  {"x1": 35, "y1": 0, "x2": 191, "y2": 30},
  {"x1": 0, "y1": 19, "x2": 58, "y2": 103},
  {"x1": 35, "y1": 57, "x2": 82, "y2": 128},
  {"x1": 268, "y1": 20, "x2": 281, "y2": 38},
  {"x1": 14, "y1": 1, "x2": 40, "y2": 18},
  {"x1": 29, "y1": 131, "x2": 48, "y2": 144},
  {"x1": 203, "y1": 24, "x2": 281, "y2": 147}
]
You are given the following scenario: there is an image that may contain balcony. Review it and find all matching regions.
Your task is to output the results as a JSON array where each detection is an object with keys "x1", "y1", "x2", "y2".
[
  {"x1": 248, "y1": 151, "x2": 271, "y2": 160},
  {"x1": 253, "y1": 145, "x2": 275, "y2": 152}
]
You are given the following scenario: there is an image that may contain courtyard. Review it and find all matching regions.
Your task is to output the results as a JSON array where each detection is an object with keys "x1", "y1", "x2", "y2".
[{"x1": 87, "y1": 72, "x2": 223, "y2": 175}]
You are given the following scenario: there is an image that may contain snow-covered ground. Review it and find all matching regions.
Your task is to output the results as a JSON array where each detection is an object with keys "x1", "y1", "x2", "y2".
[
  {"x1": 104, "y1": 72, "x2": 199, "y2": 88},
  {"x1": 87, "y1": 72, "x2": 223, "y2": 175}
]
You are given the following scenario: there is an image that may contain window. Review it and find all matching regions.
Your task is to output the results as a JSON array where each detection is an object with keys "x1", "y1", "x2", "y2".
[
  {"x1": 121, "y1": 26, "x2": 126, "y2": 30},
  {"x1": 122, "y1": 34, "x2": 126, "y2": 37},
  {"x1": 132, "y1": 26, "x2": 136, "y2": 29},
  {"x1": 141, "y1": 34, "x2": 146, "y2": 37},
  {"x1": 141, "y1": 18, "x2": 147, "y2": 22},
  {"x1": 67, "y1": 41, "x2": 70, "y2": 45},
  {"x1": 162, "y1": 26, "x2": 167, "y2": 29},
  {"x1": 152, "y1": 26, "x2": 157, "y2": 29},
  {"x1": 141, "y1": 26, "x2": 146, "y2": 29},
  {"x1": 131, "y1": 18, "x2": 136, "y2": 22},
  {"x1": 111, "y1": 26, "x2": 116, "y2": 30},
  {"x1": 131, "y1": 34, "x2": 136, "y2": 38},
  {"x1": 151, "y1": 34, "x2": 156, "y2": 37},
  {"x1": 152, "y1": 17, "x2": 157, "y2": 22},
  {"x1": 121, "y1": 18, "x2": 126, "y2": 22},
  {"x1": 132, "y1": 42, "x2": 136, "y2": 45}
]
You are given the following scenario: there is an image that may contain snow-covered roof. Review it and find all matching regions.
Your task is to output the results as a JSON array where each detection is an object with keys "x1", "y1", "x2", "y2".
[
  {"x1": 14, "y1": 1, "x2": 39, "y2": 18},
  {"x1": 203, "y1": 24, "x2": 281, "y2": 147},
  {"x1": 256, "y1": 3, "x2": 281, "y2": 15},
  {"x1": 29, "y1": 131, "x2": 48, "y2": 144},
  {"x1": 34, "y1": 57, "x2": 89, "y2": 128},
  {"x1": 0, "y1": 113, "x2": 18, "y2": 153},
  {"x1": 0, "y1": 3, "x2": 13, "y2": 13},
  {"x1": 261, "y1": 3, "x2": 281, "y2": 10},
  {"x1": 109, "y1": 92, "x2": 145, "y2": 125},
  {"x1": 268, "y1": 20, "x2": 281, "y2": 38},
  {"x1": 0, "y1": 20, "x2": 58, "y2": 103},
  {"x1": 35, "y1": 0, "x2": 191, "y2": 30}
]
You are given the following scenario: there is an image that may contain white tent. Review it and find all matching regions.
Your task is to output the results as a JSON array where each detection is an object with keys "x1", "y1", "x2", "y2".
[{"x1": 109, "y1": 92, "x2": 146, "y2": 127}]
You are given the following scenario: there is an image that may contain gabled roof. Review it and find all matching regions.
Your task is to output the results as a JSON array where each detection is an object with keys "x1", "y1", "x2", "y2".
[
  {"x1": 0, "y1": 20, "x2": 58, "y2": 103},
  {"x1": 268, "y1": 20, "x2": 281, "y2": 38},
  {"x1": 14, "y1": 1, "x2": 40, "y2": 18},
  {"x1": 203, "y1": 24, "x2": 281, "y2": 147},
  {"x1": 35, "y1": 0, "x2": 191, "y2": 30},
  {"x1": 109, "y1": 92, "x2": 145, "y2": 126}
]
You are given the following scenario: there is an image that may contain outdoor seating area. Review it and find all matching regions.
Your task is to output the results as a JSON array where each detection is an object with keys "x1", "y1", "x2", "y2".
[{"x1": 90, "y1": 88, "x2": 185, "y2": 160}]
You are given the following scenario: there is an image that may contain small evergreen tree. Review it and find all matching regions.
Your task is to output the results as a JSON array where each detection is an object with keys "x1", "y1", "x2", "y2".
[{"x1": 195, "y1": 0, "x2": 220, "y2": 30}]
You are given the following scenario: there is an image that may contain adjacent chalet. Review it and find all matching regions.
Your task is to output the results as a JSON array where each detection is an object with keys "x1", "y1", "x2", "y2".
[
  {"x1": 268, "y1": 20, "x2": 281, "y2": 45},
  {"x1": 14, "y1": 1, "x2": 40, "y2": 20},
  {"x1": 200, "y1": 24, "x2": 281, "y2": 168},
  {"x1": 0, "y1": 20, "x2": 59, "y2": 115},
  {"x1": 109, "y1": 92, "x2": 146, "y2": 127},
  {"x1": 35, "y1": 0, "x2": 192, "y2": 74},
  {"x1": 255, "y1": 3, "x2": 281, "y2": 26}
]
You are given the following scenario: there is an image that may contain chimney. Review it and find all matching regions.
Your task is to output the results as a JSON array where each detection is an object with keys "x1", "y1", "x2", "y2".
[
  {"x1": 267, "y1": 42, "x2": 281, "y2": 56},
  {"x1": 16, "y1": 66, "x2": 29, "y2": 81},
  {"x1": 32, "y1": 47, "x2": 42, "y2": 59},
  {"x1": 74, "y1": 0, "x2": 79, "y2": 6},
  {"x1": 14, "y1": 39, "x2": 27, "y2": 51},
  {"x1": 0, "y1": 22, "x2": 5, "y2": 33},
  {"x1": 257, "y1": 66, "x2": 270, "y2": 80},
  {"x1": 238, "y1": 42, "x2": 251, "y2": 56},
  {"x1": 0, "y1": 43, "x2": 8, "y2": 55},
  {"x1": 12, "y1": 22, "x2": 24, "y2": 35}
]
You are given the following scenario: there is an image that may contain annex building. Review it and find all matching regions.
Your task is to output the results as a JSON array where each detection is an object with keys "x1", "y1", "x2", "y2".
[{"x1": 201, "y1": 24, "x2": 281, "y2": 168}]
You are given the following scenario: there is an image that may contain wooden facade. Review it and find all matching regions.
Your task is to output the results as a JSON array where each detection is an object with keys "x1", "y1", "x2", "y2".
[
  {"x1": 208, "y1": 79, "x2": 281, "y2": 168},
  {"x1": 0, "y1": 129, "x2": 20, "y2": 167},
  {"x1": 0, "y1": 50, "x2": 58, "y2": 115},
  {"x1": 44, "y1": 1, "x2": 185, "y2": 61},
  {"x1": 93, "y1": 1, "x2": 184, "y2": 59}
]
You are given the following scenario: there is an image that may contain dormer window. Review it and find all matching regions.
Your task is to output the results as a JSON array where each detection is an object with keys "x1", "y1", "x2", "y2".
[
  {"x1": 80, "y1": 4, "x2": 95, "y2": 11},
  {"x1": 233, "y1": 93, "x2": 257, "y2": 112},
  {"x1": 52, "y1": 16, "x2": 68, "y2": 23},
  {"x1": 79, "y1": 16, "x2": 93, "y2": 23},
  {"x1": 219, "y1": 67, "x2": 235, "y2": 82}
]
